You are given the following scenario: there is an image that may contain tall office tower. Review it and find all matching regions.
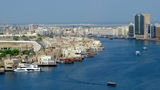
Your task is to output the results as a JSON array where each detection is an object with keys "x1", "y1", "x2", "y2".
[
  {"x1": 134, "y1": 14, "x2": 150, "y2": 38},
  {"x1": 156, "y1": 27, "x2": 160, "y2": 39},
  {"x1": 146, "y1": 24, "x2": 156, "y2": 38},
  {"x1": 129, "y1": 23, "x2": 134, "y2": 38},
  {"x1": 146, "y1": 24, "x2": 151, "y2": 38}
]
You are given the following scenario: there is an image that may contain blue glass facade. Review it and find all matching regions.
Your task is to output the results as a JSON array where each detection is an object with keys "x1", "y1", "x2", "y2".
[
  {"x1": 140, "y1": 15, "x2": 144, "y2": 35},
  {"x1": 147, "y1": 24, "x2": 151, "y2": 33},
  {"x1": 134, "y1": 14, "x2": 146, "y2": 35},
  {"x1": 151, "y1": 25, "x2": 156, "y2": 38},
  {"x1": 135, "y1": 15, "x2": 139, "y2": 34},
  {"x1": 129, "y1": 24, "x2": 134, "y2": 37}
]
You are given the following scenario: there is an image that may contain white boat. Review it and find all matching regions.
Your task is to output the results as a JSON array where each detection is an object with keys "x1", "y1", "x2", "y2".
[
  {"x1": 136, "y1": 51, "x2": 140, "y2": 55},
  {"x1": 14, "y1": 65, "x2": 41, "y2": 72},
  {"x1": 107, "y1": 82, "x2": 117, "y2": 87},
  {"x1": 143, "y1": 47, "x2": 147, "y2": 50}
]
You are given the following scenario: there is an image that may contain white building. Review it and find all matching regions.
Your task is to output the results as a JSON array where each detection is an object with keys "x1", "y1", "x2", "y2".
[{"x1": 40, "y1": 56, "x2": 56, "y2": 65}]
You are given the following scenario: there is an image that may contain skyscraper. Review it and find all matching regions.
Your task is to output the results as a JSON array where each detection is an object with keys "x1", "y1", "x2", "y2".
[
  {"x1": 129, "y1": 23, "x2": 134, "y2": 38},
  {"x1": 134, "y1": 14, "x2": 150, "y2": 38},
  {"x1": 156, "y1": 27, "x2": 160, "y2": 39},
  {"x1": 146, "y1": 24, "x2": 156, "y2": 38}
]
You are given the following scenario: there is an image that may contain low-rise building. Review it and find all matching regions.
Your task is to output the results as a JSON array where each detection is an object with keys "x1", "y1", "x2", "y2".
[
  {"x1": 4, "y1": 59, "x2": 14, "y2": 71},
  {"x1": 39, "y1": 56, "x2": 56, "y2": 65},
  {"x1": 0, "y1": 41, "x2": 41, "y2": 52}
]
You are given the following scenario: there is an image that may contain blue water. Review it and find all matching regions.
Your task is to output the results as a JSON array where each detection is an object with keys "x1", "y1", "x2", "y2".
[{"x1": 1, "y1": 39, "x2": 160, "y2": 90}]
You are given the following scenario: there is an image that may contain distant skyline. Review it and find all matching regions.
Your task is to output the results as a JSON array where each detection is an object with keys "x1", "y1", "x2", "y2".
[{"x1": 0, "y1": 0, "x2": 160, "y2": 24}]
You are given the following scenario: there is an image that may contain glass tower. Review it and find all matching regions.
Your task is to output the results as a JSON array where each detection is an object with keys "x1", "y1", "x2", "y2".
[
  {"x1": 140, "y1": 14, "x2": 144, "y2": 35},
  {"x1": 135, "y1": 14, "x2": 139, "y2": 35},
  {"x1": 134, "y1": 14, "x2": 150, "y2": 38}
]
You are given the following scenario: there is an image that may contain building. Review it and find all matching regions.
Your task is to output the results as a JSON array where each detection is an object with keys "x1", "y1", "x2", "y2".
[
  {"x1": 29, "y1": 24, "x2": 38, "y2": 31},
  {"x1": 0, "y1": 41, "x2": 41, "y2": 52},
  {"x1": 156, "y1": 27, "x2": 160, "y2": 39},
  {"x1": 117, "y1": 26, "x2": 129, "y2": 37},
  {"x1": 145, "y1": 24, "x2": 156, "y2": 38},
  {"x1": 129, "y1": 23, "x2": 134, "y2": 38},
  {"x1": 39, "y1": 56, "x2": 56, "y2": 65},
  {"x1": 146, "y1": 24, "x2": 151, "y2": 38},
  {"x1": 151, "y1": 25, "x2": 156, "y2": 38},
  {"x1": 134, "y1": 14, "x2": 150, "y2": 39},
  {"x1": 4, "y1": 59, "x2": 14, "y2": 71}
]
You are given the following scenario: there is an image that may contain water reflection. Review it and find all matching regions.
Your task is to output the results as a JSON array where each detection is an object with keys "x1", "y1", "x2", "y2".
[
  {"x1": 5, "y1": 72, "x2": 14, "y2": 84},
  {"x1": 4, "y1": 72, "x2": 17, "y2": 90},
  {"x1": 129, "y1": 40, "x2": 159, "y2": 46},
  {"x1": 156, "y1": 41, "x2": 160, "y2": 45},
  {"x1": 40, "y1": 67, "x2": 56, "y2": 72}
]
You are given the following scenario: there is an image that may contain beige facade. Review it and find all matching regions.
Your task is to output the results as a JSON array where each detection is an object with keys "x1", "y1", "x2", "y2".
[
  {"x1": 156, "y1": 27, "x2": 160, "y2": 39},
  {"x1": 144, "y1": 14, "x2": 150, "y2": 38},
  {"x1": 134, "y1": 14, "x2": 150, "y2": 39},
  {"x1": 4, "y1": 59, "x2": 14, "y2": 70},
  {"x1": 0, "y1": 42, "x2": 33, "y2": 51}
]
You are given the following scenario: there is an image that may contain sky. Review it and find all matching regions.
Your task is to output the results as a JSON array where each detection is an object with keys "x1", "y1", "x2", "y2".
[{"x1": 0, "y1": 0, "x2": 159, "y2": 24}]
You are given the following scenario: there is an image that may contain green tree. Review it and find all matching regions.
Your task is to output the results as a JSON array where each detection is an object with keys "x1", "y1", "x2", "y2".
[
  {"x1": 0, "y1": 49, "x2": 20, "y2": 58},
  {"x1": 22, "y1": 50, "x2": 30, "y2": 55},
  {"x1": 36, "y1": 37, "x2": 42, "y2": 42},
  {"x1": 0, "y1": 53, "x2": 6, "y2": 57},
  {"x1": 12, "y1": 49, "x2": 19, "y2": 56},
  {"x1": 13, "y1": 36, "x2": 19, "y2": 40},
  {"x1": 21, "y1": 35, "x2": 29, "y2": 41}
]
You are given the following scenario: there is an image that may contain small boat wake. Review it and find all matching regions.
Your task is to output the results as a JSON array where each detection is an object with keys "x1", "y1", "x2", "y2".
[{"x1": 67, "y1": 75, "x2": 106, "y2": 86}]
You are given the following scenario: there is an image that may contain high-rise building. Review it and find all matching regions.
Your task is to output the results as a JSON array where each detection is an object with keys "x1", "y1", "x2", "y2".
[
  {"x1": 151, "y1": 25, "x2": 156, "y2": 38},
  {"x1": 146, "y1": 24, "x2": 156, "y2": 38},
  {"x1": 134, "y1": 14, "x2": 150, "y2": 38},
  {"x1": 146, "y1": 24, "x2": 151, "y2": 38},
  {"x1": 156, "y1": 27, "x2": 160, "y2": 39},
  {"x1": 129, "y1": 23, "x2": 134, "y2": 38}
]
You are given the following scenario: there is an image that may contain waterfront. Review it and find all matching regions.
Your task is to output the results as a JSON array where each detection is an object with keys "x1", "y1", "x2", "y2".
[{"x1": 1, "y1": 39, "x2": 160, "y2": 90}]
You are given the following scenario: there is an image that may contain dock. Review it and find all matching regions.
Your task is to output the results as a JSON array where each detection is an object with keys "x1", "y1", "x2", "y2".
[{"x1": 38, "y1": 64, "x2": 57, "y2": 67}]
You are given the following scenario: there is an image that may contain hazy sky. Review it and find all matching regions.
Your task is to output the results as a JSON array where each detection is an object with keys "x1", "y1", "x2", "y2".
[{"x1": 0, "y1": 0, "x2": 159, "y2": 24}]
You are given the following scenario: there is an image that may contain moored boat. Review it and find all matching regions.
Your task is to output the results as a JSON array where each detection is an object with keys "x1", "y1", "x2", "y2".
[
  {"x1": 85, "y1": 53, "x2": 94, "y2": 57},
  {"x1": 73, "y1": 57, "x2": 83, "y2": 62},
  {"x1": 109, "y1": 37, "x2": 113, "y2": 40},
  {"x1": 14, "y1": 65, "x2": 41, "y2": 72},
  {"x1": 60, "y1": 58, "x2": 75, "y2": 64}
]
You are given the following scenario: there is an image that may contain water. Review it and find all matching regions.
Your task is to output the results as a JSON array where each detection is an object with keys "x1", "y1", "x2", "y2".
[{"x1": 1, "y1": 39, "x2": 160, "y2": 90}]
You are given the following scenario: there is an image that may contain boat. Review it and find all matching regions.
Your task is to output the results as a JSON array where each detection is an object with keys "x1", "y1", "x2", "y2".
[
  {"x1": 136, "y1": 51, "x2": 140, "y2": 55},
  {"x1": 109, "y1": 37, "x2": 113, "y2": 40},
  {"x1": 14, "y1": 65, "x2": 41, "y2": 72},
  {"x1": 85, "y1": 53, "x2": 94, "y2": 57},
  {"x1": 103, "y1": 35, "x2": 108, "y2": 38},
  {"x1": 143, "y1": 47, "x2": 147, "y2": 50},
  {"x1": 59, "y1": 58, "x2": 75, "y2": 64},
  {"x1": 73, "y1": 57, "x2": 83, "y2": 62},
  {"x1": 107, "y1": 82, "x2": 117, "y2": 87}
]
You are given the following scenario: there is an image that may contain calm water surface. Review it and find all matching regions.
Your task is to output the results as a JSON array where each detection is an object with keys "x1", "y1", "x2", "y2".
[{"x1": 1, "y1": 39, "x2": 160, "y2": 90}]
